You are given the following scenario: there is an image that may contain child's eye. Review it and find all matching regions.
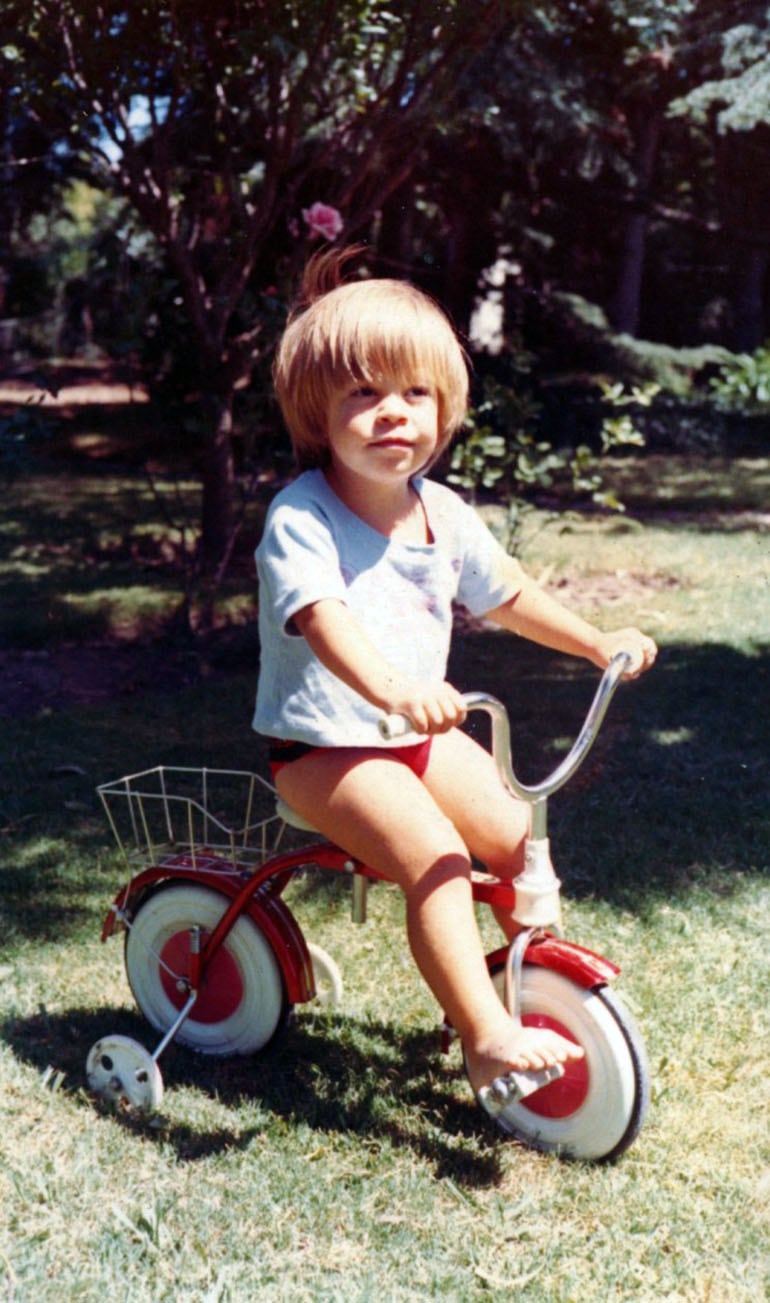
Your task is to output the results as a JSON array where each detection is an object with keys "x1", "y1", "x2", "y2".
[
  {"x1": 351, "y1": 384, "x2": 377, "y2": 399},
  {"x1": 407, "y1": 385, "x2": 432, "y2": 399}
]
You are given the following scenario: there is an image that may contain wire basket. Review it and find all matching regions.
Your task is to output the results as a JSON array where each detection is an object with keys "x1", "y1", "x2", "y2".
[{"x1": 97, "y1": 766, "x2": 284, "y2": 872}]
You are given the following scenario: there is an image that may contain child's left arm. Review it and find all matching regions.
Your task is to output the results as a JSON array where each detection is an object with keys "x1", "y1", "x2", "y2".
[{"x1": 486, "y1": 561, "x2": 657, "y2": 678}]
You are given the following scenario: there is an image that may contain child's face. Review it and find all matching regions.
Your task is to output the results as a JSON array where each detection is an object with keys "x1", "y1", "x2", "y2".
[{"x1": 325, "y1": 373, "x2": 440, "y2": 490}]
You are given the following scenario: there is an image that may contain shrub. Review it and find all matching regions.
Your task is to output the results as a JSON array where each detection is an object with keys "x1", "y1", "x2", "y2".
[
  {"x1": 524, "y1": 291, "x2": 734, "y2": 397},
  {"x1": 447, "y1": 367, "x2": 650, "y2": 546},
  {"x1": 709, "y1": 344, "x2": 770, "y2": 409}
]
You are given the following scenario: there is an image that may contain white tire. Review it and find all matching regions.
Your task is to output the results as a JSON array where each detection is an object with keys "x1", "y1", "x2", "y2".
[
  {"x1": 125, "y1": 884, "x2": 286, "y2": 1056},
  {"x1": 484, "y1": 965, "x2": 649, "y2": 1162}
]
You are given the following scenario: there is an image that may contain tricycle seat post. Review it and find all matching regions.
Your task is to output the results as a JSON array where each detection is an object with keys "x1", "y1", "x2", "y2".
[{"x1": 352, "y1": 872, "x2": 368, "y2": 923}]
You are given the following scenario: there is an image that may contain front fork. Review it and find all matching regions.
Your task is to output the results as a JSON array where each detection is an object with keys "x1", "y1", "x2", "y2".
[
  {"x1": 503, "y1": 927, "x2": 538, "y2": 1020},
  {"x1": 441, "y1": 929, "x2": 622, "y2": 1052}
]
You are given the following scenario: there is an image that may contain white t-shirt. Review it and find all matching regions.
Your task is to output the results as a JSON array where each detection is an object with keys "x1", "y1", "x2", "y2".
[{"x1": 253, "y1": 469, "x2": 521, "y2": 747}]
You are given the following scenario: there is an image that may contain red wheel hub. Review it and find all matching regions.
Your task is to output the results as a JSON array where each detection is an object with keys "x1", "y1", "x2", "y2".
[
  {"x1": 520, "y1": 1013, "x2": 590, "y2": 1117},
  {"x1": 159, "y1": 930, "x2": 244, "y2": 1023}
]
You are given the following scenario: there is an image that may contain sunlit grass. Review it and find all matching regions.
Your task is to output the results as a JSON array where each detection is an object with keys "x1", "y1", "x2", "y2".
[
  {"x1": 600, "y1": 453, "x2": 770, "y2": 514},
  {"x1": 0, "y1": 472, "x2": 202, "y2": 645},
  {"x1": 511, "y1": 509, "x2": 769, "y2": 651},
  {"x1": 0, "y1": 455, "x2": 768, "y2": 1300},
  {"x1": 56, "y1": 585, "x2": 176, "y2": 633}
]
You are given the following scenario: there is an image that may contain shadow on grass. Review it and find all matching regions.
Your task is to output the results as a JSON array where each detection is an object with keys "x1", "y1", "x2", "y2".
[
  {"x1": 3, "y1": 1002, "x2": 507, "y2": 1185},
  {"x1": 1, "y1": 637, "x2": 768, "y2": 953},
  {"x1": 449, "y1": 634, "x2": 770, "y2": 910},
  {"x1": 289, "y1": 636, "x2": 770, "y2": 915}
]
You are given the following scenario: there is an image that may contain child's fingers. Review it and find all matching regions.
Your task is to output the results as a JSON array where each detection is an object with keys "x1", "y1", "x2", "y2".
[
  {"x1": 402, "y1": 683, "x2": 466, "y2": 733},
  {"x1": 618, "y1": 632, "x2": 658, "y2": 677}
]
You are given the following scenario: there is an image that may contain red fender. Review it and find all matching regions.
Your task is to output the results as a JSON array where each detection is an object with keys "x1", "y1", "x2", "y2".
[
  {"x1": 485, "y1": 933, "x2": 621, "y2": 990},
  {"x1": 101, "y1": 864, "x2": 315, "y2": 1005},
  {"x1": 440, "y1": 934, "x2": 621, "y2": 1050}
]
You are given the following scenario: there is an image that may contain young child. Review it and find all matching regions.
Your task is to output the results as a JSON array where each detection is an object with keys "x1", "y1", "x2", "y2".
[{"x1": 253, "y1": 249, "x2": 657, "y2": 1110}]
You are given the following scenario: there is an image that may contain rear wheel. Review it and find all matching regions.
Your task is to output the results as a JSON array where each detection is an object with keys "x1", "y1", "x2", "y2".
[
  {"x1": 125, "y1": 884, "x2": 286, "y2": 1056},
  {"x1": 480, "y1": 964, "x2": 649, "y2": 1161}
]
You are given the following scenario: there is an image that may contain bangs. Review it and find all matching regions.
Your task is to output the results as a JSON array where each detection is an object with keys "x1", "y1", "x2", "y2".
[
  {"x1": 321, "y1": 282, "x2": 465, "y2": 396},
  {"x1": 273, "y1": 275, "x2": 470, "y2": 469}
]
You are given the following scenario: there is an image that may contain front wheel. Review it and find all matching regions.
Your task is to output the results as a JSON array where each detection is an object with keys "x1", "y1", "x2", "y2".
[
  {"x1": 481, "y1": 965, "x2": 650, "y2": 1162},
  {"x1": 125, "y1": 883, "x2": 287, "y2": 1056}
]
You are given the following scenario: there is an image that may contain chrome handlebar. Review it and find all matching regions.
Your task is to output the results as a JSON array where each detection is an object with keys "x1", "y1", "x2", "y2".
[
  {"x1": 463, "y1": 652, "x2": 631, "y2": 805},
  {"x1": 380, "y1": 652, "x2": 632, "y2": 820}
]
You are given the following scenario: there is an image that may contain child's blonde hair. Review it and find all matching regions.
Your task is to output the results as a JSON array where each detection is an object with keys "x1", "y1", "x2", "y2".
[{"x1": 273, "y1": 248, "x2": 469, "y2": 470}]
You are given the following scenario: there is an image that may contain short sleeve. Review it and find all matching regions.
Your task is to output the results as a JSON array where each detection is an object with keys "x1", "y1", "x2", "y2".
[
  {"x1": 257, "y1": 499, "x2": 347, "y2": 636},
  {"x1": 450, "y1": 495, "x2": 524, "y2": 615}
]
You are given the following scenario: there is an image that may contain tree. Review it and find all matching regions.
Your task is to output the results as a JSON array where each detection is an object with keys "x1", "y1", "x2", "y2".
[
  {"x1": 672, "y1": 1, "x2": 770, "y2": 349},
  {"x1": 421, "y1": 1, "x2": 762, "y2": 352},
  {"x1": 8, "y1": 0, "x2": 514, "y2": 570},
  {"x1": 0, "y1": 21, "x2": 76, "y2": 324},
  {"x1": 459, "y1": 1, "x2": 701, "y2": 339}
]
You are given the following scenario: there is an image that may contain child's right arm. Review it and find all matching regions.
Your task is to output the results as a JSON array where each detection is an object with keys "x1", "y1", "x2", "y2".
[{"x1": 293, "y1": 598, "x2": 466, "y2": 735}]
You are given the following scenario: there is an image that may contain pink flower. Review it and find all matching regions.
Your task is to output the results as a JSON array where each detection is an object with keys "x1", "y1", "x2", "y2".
[{"x1": 301, "y1": 202, "x2": 344, "y2": 241}]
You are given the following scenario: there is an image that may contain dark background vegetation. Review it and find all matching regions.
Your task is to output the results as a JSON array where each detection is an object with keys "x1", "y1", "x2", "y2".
[{"x1": 1, "y1": 2, "x2": 770, "y2": 580}]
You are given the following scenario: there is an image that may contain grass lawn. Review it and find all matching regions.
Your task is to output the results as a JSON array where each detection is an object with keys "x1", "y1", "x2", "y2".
[{"x1": 1, "y1": 453, "x2": 768, "y2": 1301}]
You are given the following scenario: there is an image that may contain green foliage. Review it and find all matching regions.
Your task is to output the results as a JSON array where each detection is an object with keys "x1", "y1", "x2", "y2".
[
  {"x1": 448, "y1": 368, "x2": 649, "y2": 531},
  {"x1": 13, "y1": 0, "x2": 512, "y2": 324},
  {"x1": 709, "y1": 342, "x2": 770, "y2": 407},
  {"x1": 672, "y1": 10, "x2": 770, "y2": 132},
  {"x1": 6, "y1": 0, "x2": 768, "y2": 578},
  {"x1": 448, "y1": 358, "x2": 549, "y2": 496},
  {"x1": 541, "y1": 293, "x2": 735, "y2": 396},
  {"x1": 4, "y1": 0, "x2": 519, "y2": 564}
]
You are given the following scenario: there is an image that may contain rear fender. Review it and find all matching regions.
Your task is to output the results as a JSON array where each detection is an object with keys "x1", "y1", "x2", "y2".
[{"x1": 101, "y1": 867, "x2": 314, "y2": 1005}]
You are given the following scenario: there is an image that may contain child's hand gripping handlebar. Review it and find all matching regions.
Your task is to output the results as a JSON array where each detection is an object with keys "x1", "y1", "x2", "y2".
[{"x1": 378, "y1": 652, "x2": 632, "y2": 809}]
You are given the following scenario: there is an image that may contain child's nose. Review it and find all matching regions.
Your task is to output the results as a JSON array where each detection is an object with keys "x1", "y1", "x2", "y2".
[{"x1": 379, "y1": 392, "x2": 408, "y2": 422}]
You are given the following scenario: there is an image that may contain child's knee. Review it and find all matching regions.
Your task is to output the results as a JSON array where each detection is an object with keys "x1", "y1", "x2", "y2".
[{"x1": 400, "y1": 845, "x2": 473, "y2": 906}]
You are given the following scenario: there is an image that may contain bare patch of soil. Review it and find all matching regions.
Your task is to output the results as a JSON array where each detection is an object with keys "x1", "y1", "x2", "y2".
[
  {"x1": 546, "y1": 569, "x2": 682, "y2": 611},
  {"x1": 0, "y1": 362, "x2": 148, "y2": 408},
  {"x1": 459, "y1": 569, "x2": 681, "y2": 636}
]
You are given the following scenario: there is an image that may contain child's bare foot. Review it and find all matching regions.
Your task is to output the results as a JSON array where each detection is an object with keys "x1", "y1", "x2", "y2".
[{"x1": 464, "y1": 1015, "x2": 584, "y2": 1101}]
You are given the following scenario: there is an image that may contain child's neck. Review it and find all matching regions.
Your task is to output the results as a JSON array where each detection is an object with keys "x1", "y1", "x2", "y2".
[{"x1": 324, "y1": 468, "x2": 430, "y2": 543}]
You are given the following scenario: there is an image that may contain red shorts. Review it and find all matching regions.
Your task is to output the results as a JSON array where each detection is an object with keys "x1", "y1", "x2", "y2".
[{"x1": 267, "y1": 736, "x2": 433, "y2": 781}]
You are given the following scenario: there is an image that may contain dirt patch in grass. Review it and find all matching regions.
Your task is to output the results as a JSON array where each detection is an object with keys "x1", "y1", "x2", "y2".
[
  {"x1": 0, "y1": 361, "x2": 148, "y2": 408},
  {"x1": 547, "y1": 568, "x2": 683, "y2": 611}
]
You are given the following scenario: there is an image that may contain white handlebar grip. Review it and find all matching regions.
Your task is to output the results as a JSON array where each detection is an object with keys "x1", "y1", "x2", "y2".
[{"x1": 378, "y1": 713, "x2": 415, "y2": 740}]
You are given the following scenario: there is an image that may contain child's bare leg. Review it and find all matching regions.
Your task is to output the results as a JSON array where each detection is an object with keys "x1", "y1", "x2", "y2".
[
  {"x1": 419, "y1": 729, "x2": 583, "y2": 1087},
  {"x1": 275, "y1": 748, "x2": 582, "y2": 1094},
  {"x1": 422, "y1": 728, "x2": 536, "y2": 942}
]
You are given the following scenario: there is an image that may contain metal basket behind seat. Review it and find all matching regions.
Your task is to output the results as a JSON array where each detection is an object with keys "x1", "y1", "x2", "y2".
[{"x1": 97, "y1": 766, "x2": 285, "y2": 872}]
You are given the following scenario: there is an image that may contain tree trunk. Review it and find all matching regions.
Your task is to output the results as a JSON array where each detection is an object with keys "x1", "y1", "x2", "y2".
[
  {"x1": 609, "y1": 109, "x2": 663, "y2": 337},
  {"x1": 200, "y1": 391, "x2": 236, "y2": 572},
  {"x1": 731, "y1": 243, "x2": 770, "y2": 353}
]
